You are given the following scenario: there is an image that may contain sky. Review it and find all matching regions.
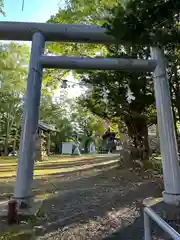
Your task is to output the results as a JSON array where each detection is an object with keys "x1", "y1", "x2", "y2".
[
  {"x1": 0, "y1": 0, "x2": 83, "y2": 98},
  {"x1": 0, "y1": 0, "x2": 62, "y2": 22}
]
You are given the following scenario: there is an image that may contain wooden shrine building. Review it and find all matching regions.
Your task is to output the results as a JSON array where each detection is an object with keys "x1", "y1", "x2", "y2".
[{"x1": 35, "y1": 121, "x2": 56, "y2": 161}]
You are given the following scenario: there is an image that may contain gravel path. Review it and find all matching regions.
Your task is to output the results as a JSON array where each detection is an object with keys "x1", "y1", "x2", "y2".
[{"x1": 34, "y1": 162, "x2": 163, "y2": 240}]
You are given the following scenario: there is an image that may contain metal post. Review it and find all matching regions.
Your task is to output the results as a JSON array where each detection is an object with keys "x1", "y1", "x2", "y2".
[
  {"x1": 13, "y1": 32, "x2": 45, "y2": 205},
  {"x1": 144, "y1": 207, "x2": 180, "y2": 239},
  {"x1": 144, "y1": 211, "x2": 152, "y2": 240},
  {"x1": 150, "y1": 46, "x2": 180, "y2": 205}
]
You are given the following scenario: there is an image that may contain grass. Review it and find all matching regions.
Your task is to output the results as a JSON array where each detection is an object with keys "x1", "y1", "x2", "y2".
[
  {"x1": 0, "y1": 154, "x2": 120, "y2": 201},
  {"x1": 0, "y1": 155, "x2": 119, "y2": 179},
  {"x1": 0, "y1": 154, "x2": 120, "y2": 239}
]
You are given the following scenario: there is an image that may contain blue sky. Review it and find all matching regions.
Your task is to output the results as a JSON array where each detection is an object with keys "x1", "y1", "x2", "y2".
[
  {"x1": 0, "y1": 0, "x2": 63, "y2": 45},
  {"x1": 0, "y1": 0, "x2": 63, "y2": 22},
  {"x1": 0, "y1": 0, "x2": 82, "y2": 98}
]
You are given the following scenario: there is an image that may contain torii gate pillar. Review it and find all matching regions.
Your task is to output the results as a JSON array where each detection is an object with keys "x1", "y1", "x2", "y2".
[{"x1": 151, "y1": 46, "x2": 180, "y2": 205}]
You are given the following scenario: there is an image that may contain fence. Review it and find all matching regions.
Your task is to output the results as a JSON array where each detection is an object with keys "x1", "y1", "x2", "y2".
[{"x1": 144, "y1": 207, "x2": 180, "y2": 239}]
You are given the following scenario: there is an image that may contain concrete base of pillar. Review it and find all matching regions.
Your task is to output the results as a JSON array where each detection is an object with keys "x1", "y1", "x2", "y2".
[{"x1": 163, "y1": 191, "x2": 180, "y2": 205}]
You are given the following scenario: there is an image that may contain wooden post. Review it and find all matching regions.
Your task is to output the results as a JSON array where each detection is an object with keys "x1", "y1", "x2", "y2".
[{"x1": 8, "y1": 200, "x2": 18, "y2": 224}]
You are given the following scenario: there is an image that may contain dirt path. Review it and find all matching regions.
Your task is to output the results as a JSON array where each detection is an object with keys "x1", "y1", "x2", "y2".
[
  {"x1": 0, "y1": 155, "x2": 164, "y2": 239},
  {"x1": 35, "y1": 163, "x2": 162, "y2": 239}
]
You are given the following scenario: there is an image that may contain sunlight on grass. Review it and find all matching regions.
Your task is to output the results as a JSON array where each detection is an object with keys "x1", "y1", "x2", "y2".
[
  {"x1": 0, "y1": 171, "x2": 16, "y2": 178},
  {"x1": 0, "y1": 155, "x2": 119, "y2": 205},
  {"x1": 0, "y1": 155, "x2": 120, "y2": 239},
  {"x1": 0, "y1": 158, "x2": 119, "y2": 179},
  {"x1": 37, "y1": 154, "x2": 109, "y2": 165},
  {"x1": 0, "y1": 154, "x2": 103, "y2": 166},
  {"x1": 35, "y1": 159, "x2": 119, "y2": 177}
]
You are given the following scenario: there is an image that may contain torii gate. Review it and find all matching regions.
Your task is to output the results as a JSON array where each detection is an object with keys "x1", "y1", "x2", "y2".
[{"x1": 0, "y1": 21, "x2": 179, "y2": 207}]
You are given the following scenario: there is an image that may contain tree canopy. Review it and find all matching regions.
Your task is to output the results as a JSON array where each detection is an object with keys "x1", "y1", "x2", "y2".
[
  {"x1": 0, "y1": 0, "x2": 4, "y2": 16},
  {"x1": 1, "y1": 0, "x2": 180, "y2": 160},
  {"x1": 0, "y1": 42, "x2": 29, "y2": 155},
  {"x1": 45, "y1": 0, "x2": 180, "y2": 160},
  {"x1": 105, "y1": 0, "x2": 180, "y2": 45}
]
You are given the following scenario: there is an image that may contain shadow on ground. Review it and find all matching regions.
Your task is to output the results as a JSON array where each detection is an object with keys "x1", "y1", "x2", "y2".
[
  {"x1": 0, "y1": 155, "x2": 164, "y2": 239},
  {"x1": 34, "y1": 167, "x2": 162, "y2": 240},
  {"x1": 104, "y1": 200, "x2": 180, "y2": 240},
  {"x1": 0, "y1": 155, "x2": 120, "y2": 200}
]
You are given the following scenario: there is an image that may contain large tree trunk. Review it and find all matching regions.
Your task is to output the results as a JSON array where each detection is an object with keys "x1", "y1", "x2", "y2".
[
  {"x1": 4, "y1": 118, "x2": 10, "y2": 156},
  {"x1": 4, "y1": 104, "x2": 16, "y2": 156},
  {"x1": 84, "y1": 138, "x2": 91, "y2": 153},
  {"x1": 13, "y1": 136, "x2": 17, "y2": 153},
  {"x1": 124, "y1": 115, "x2": 150, "y2": 161},
  {"x1": 84, "y1": 140, "x2": 89, "y2": 153},
  {"x1": 84, "y1": 132, "x2": 93, "y2": 153},
  {"x1": 4, "y1": 136, "x2": 9, "y2": 156},
  {"x1": 142, "y1": 122, "x2": 150, "y2": 160}
]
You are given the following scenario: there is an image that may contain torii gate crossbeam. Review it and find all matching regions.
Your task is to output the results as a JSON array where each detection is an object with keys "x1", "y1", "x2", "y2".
[{"x1": 0, "y1": 21, "x2": 115, "y2": 43}]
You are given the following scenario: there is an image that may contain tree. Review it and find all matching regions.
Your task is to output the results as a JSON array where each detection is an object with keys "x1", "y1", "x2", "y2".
[
  {"x1": 78, "y1": 43, "x2": 156, "y2": 160},
  {"x1": 105, "y1": 0, "x2": 180, "y2": 46},
  {"x1": 45, "y1": 0, "x2": 159, "y2": 159},
  {"x1": 40, "y1": 93, "x2": 74, "y2": 141},
  {"x1": 104, "y1": 0, "x2": 180, "y2": 136},
  {"x1": 39, "y1": 90, "x2": 106, "y2": 153},
  {"x1": 70, "y1": 103, "x2": 106, "y2": 152},
  {"x1": 0, "y1": 0, "x2": 4, "y2": 16},
  {"x1": 47, "y1": 0, "x2": 120, "y2": 57},
  {"x1": 0, "y1": 43, "x2": 29, "y2": 155}
]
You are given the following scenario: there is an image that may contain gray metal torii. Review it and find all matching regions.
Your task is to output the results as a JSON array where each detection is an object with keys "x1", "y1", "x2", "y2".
[{"x1": 0, "y1": 21, "x2": 179, "y2": 206}]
